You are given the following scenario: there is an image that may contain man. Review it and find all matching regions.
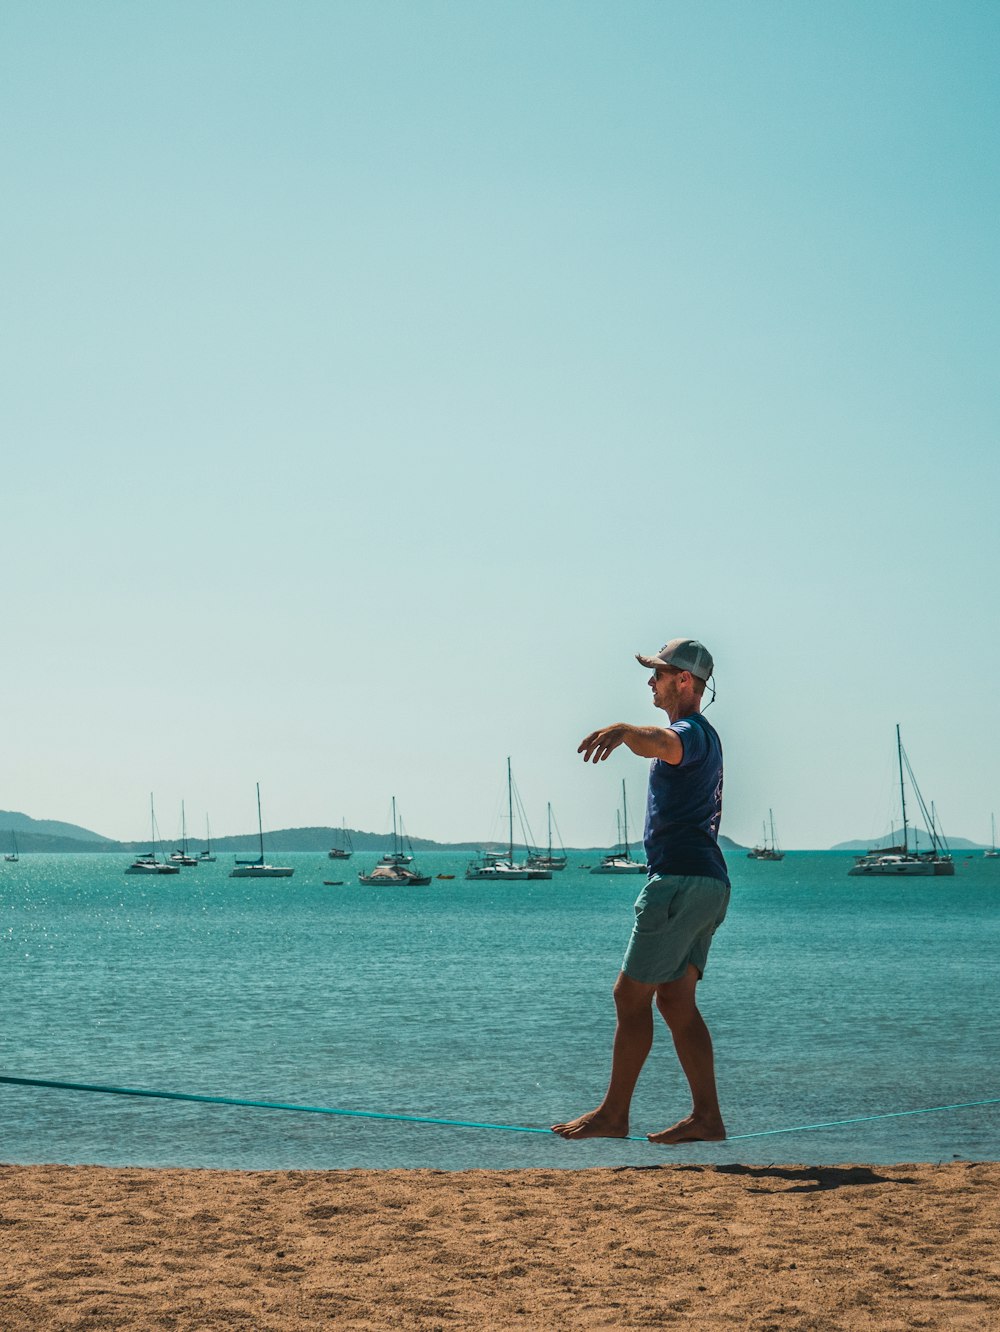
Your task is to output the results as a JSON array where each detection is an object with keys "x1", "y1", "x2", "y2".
[{"x1": 551, "y1": 638, "x2": 730, "y2": 1145}]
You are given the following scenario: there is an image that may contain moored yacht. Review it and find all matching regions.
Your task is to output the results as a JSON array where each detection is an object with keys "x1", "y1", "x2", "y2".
[
  {"x1": 126, "y1": 795, "x2": 181, "y2": 875},
  {"x1": 359, "y1": 797, "x2": 430, "y2": 885},
  {"x1": 526, "y1": 803, "x2": 567, "y2": 872},
  {"x1": 465, "y1": 760, "x2": 552, "y2": 881},
  {"x1": 169, "y1": 801, "x2": 199, "y2": 866},
  {"x1": 848, "y1": 727, "x2": 954, "y2": 877},
  {"x1": 328, "y1": 819, "x2": 354, "y2": 860},
  {"x1": 747, "y1": 809, "x2": 785, "y2": 861},
  {"x1": 199, "y1": 815, "x2": 217, "y2": 862},
  {"x1": 591, "y1": 781, "x2": 647, "y2": 875},
  {"x1": 229, "y1": 784, "x2": 294, "y2": 878}
]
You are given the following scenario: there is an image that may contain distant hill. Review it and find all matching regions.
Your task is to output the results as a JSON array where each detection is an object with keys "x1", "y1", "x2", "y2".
[
  {"x1": 0, "y1": 814, "x2": 748, "y2": 856},
  {"x1": 831, "y1": 831, "x2": 985, "y2": 852},
  {"x1": 0, "y1": 810, "x2": 112, "y2": 843}
]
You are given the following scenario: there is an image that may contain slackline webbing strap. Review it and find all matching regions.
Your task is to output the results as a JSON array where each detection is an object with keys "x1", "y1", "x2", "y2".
[{"x1": 1, "y1": 1074, "x2": 998, "y2": 1143}]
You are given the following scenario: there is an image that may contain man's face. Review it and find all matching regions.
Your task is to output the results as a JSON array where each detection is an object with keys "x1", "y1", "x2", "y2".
[{"x1": 649, "y1": 666, "x2": 683, "y2": 713}]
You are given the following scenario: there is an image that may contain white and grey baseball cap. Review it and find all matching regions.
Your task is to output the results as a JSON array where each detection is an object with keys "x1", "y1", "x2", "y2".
[{"x1": 635, "y1": 638, "x2": 714, "y2": 682}]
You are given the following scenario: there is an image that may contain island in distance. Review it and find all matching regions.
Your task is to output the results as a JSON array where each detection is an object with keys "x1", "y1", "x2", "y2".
[{"x1": 0, "y1": 808, "x2": 754, "y2": 857}]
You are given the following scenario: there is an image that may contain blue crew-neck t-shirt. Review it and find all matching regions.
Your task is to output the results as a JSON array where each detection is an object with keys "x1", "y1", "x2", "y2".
[{"x1": 643, "y1": 713, "x2": 729, "y2": 885}]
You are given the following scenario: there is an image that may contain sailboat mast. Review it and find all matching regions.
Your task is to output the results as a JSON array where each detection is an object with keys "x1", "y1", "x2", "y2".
[
  {"x1": 769, "y1": 808, "x2": 777, "y2": 852},
  {"x1": 507, "y1": 758, "x2": 514, "y2": 862},
  {"x1": 547, "y1": 802, "x2": 553, "y2": 859},
  {"x1": 621, "y1": 780, "x2": 630, "y2": 858},
  {"x1": 256, "y1": 783, "x2": 264, "y2": 862},
  {"x1": 896, "y1": 724, "x2": 909, "y2": 855}
]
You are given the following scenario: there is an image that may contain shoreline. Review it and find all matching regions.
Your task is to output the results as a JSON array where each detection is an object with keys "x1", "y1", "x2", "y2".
[{"x1": 2, "y1": 1160, "x2": 998, "y2": 1328}]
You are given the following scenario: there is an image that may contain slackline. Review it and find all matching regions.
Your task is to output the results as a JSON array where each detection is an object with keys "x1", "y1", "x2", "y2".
[{"x1": 2, "y1": 1074, "x2": 998, "y2": 1143}]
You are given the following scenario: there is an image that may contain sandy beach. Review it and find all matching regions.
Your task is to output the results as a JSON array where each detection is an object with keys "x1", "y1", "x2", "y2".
[{"x1": 0, "y1": 1161, "x2": 997, "y2": 1329}]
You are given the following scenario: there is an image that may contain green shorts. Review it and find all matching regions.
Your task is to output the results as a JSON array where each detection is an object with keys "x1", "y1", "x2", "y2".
[{"x1": 622, "y1": 874, "x2": 730, "y2": 985}]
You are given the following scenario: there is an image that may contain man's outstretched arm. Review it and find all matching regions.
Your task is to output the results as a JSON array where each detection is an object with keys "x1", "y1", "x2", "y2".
[{"x1": 578, "y1": 724, "x2": 683, "y2": 765}]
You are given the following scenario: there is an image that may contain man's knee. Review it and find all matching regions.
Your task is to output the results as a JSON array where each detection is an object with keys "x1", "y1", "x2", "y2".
[
  {"x1": 655, "y1": 978, "x2": 698, "y2": 1028},
  {"x1": 613, "y1": 972, "x2": 655, "y2": 1016}
]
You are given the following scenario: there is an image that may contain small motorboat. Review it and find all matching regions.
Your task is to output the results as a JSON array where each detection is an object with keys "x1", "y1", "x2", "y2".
[{"x1": 322, "y1": 880, "x2": 344, "y2": 886}]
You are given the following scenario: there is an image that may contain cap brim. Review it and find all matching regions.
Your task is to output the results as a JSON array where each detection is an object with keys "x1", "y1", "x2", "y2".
[{"x1": 635, "y1": 653, "x2": 664, "y2": 669}]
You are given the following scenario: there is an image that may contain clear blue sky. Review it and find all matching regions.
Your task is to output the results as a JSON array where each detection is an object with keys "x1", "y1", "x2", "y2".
[{"x1": 2, "y1": 1, "x2": 997, "y2": 849}]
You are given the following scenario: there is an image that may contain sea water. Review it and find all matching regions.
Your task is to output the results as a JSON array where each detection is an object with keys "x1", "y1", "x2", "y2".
[{"x1": 1, "y1": 851, "x2": 997, "y2": 1169}]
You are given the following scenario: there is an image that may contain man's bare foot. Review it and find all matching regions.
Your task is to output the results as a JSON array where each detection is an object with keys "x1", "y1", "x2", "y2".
[
  {"x1": 551, "y1": 1109, "x2": 629, "y2": 1140},
  {"x1": 647, "y1": 1114, "x2": 726, "y2": 1145}
]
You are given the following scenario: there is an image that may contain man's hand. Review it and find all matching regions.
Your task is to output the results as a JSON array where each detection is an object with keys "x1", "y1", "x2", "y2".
[{"x1": 578, "y1": 725, "x2": 631, "y2": 764}]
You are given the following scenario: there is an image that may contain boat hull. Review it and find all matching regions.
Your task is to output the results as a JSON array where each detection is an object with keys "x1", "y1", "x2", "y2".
[
  {"x1": 848, "y1": 857, "x2": 954, "y2": 877},
  {"x1": 229, "y1": 866, "x2": 294, "y2": 878},
  {"x1": 358, "y1": 872, "x2": 430, "y2": 886}
]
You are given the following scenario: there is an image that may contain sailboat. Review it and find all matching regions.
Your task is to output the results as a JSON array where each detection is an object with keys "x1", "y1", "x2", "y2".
[
  {"x1": 126, "y1": 795, "x2": 181, "y2": 875},
  {"x1": 359, "y1": 797, "x2": 430, "y2": 885},
  {"x1": 985, "y1": 814, "x2": 998, "y2": 859},
  {"x1": 591, "y1": 781, "x2": 647, "y2": 874},
  {"x1": 198, "y1": 815, "x2": 217, "y2": 862},
  {"x1": 169, "y1": 801, "x2": 199, "y2": 866},
  {"x1": 848, "y1": 726, "x2": 955, "y2": 877},
  {"x1": 466, "y1": 760, "x2": 552, "y2": 880},
  {"x1": 527, "y1": 803, "x2": 568, "y2": 872},
  {"x1": 229, "y1": 785, "x2": 294, "y2": 878},
  {"x1": 328, "y1": 819, "x2": 354, "y2": 860},
  {"x1": 4, "y1": 831, "x2": 19, "y2": 863},
  {"x1": 747, "y1": 810, "x2": 784, "y2": 861}
]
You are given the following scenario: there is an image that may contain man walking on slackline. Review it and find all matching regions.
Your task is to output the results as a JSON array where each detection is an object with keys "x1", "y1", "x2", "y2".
[{"x1": 552, "y1": 638, "x2": 730, "y2": 1145}]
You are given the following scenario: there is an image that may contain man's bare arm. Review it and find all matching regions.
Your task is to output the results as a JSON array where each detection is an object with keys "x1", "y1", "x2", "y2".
[{"x1": 578, "y1": 724, "x2": 683, "y2": 765}]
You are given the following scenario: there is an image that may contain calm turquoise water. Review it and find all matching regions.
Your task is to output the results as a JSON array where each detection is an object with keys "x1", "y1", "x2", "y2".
[{"x1": 1, "y1": 851, "x2": 998, "y2": 1169}]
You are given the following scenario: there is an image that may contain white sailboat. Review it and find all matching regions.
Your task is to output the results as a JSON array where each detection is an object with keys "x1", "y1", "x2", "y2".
[
  {"x1": 848, "y1": 727, "x2": 955, "y2": 877},
  {"x1": 527, "y1": 803, "x2": 568, "y2": 872},
  {"x1": 126, "y1": 795, "x2": 181, "y2": 875},
  {"x1": 591, "y1": 780, "x2": 647, "y2": 875},
  {"x1": 985, "y1": 813, "x2": 998, "y2": 859},
  {"x1": 4, "y1": 831, "x2": 19, "y2": 863},
  {"x1": 229, "y1": 785, "x2": 294, "y2": 878},
  {"x1": 169, "y1": 801, "x2": 199, "y2": 866},
  {"x1": 747, "y1": 809, "x2": 784, "y2": 861},
  {"x1": 466, "y1": 760, "x2": 552, "y2": 880},
  {"x1": 328, "y1": 818, "x2": 354, "y2": 860},
  {"x1": 198, "y1": 815, "x2": 217, "y2": 862}
]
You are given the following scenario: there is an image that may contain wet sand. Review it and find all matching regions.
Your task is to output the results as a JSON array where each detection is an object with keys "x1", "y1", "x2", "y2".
[{"x1": 1, "y1": 1161, "x2": 998, "y2": 1329}]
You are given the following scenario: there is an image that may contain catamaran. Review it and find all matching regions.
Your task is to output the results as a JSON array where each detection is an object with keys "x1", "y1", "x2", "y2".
[
  {"x1": 229, "y1": 784, "x2": 294, "y2": 878},
  {"x1": 848, "y1": 726, "x2": 955, "y2": 876},
  {"x1": 591, "y1": 780, "x2": 647, "y2": 874},
  {"x1": 466, "y1": 760, "x2": 552, "y2": 880}
]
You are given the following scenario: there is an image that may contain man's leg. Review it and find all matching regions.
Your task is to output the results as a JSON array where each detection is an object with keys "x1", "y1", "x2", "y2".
[
  {"x1": 647, "y1": 963, "x2": 726, "y2": 1144},
  {"x1": 551, "y1": 972, "x2": 656, "y2": 1139}
]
